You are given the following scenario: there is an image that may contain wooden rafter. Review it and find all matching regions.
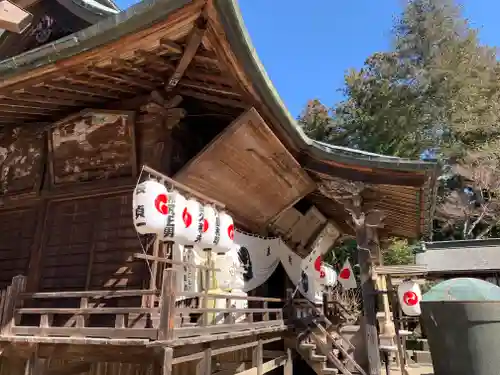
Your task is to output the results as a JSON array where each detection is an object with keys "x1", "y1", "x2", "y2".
[{"x1": 165, "y1": 17, "x2": 207, "y2": 92}]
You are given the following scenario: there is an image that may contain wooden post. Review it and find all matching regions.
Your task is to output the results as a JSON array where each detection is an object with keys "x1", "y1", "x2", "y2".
[
  {"x1": 252, "y1": 340, "x2": 263, "y2": 375},
  {"x1": 386, "y1": 276, "x2": 409, "y2": 375},
  {"x1": 358, "y1": 247, "x2": 381, "y2": 375},
  {"x1": 284, "y1": 347, "x2": 293, "y2": 375},
  {"x1": 200, "y1": 347, "x2": 212, "y2": 375},
  {"x1": 146, "y1": 238, "x2": 161, "y2": 308},
  {"x1": 322, "y1": 292, "x2": 328, "y2": 317},
  {"x1": 158, "y1": 269, "x2": 177, "y2": 341},
  {"x1": 162, "y1": 347, "x2": 173, "y2": 375},
  {"x1": 340, "y1": 190, "x2": 383, "y2": 375},
  {"x1": 2, "y1": 275, "x2": 26, "y2": 335},
  {"x1": 285, "y1": 288, "x2": 294, "y2": 323}
]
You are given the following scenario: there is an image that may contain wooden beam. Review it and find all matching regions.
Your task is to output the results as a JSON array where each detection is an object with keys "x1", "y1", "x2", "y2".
[
  {"x1": 160, "y1": 37, "x2": 219, "y2": 66},
  {"x1": 162, "y1": 347, "x2": 173, "y2": 375},
  {"x1": 237, "y1": 356, "x2": 287, "y2": 375},
  {"x1": 178, "y1": 79, "x2": 241, "y2": 96},
  {"x1": 165, "y1": 18, "x2": 207, "y2": 92},
  {"x1": 179, "y1": 89, "x2": 247, "y2": 108},
  {"x1": 87, "y1": 67, "x2": 157, "y2": 90},
  {"x1": 12, "y1": 89, "x2": 102, "y2": 104},
  {"x1": 135, "y1": 50, "x2": 175, "y2": 71}
]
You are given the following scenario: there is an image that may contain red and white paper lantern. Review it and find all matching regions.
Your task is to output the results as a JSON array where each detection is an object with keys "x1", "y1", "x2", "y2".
[
  {"x1": 132, "y1": 180, "x2": 169, "y2": 235},
  {"x1": 181, "y1": 199, "x2": 204, "y2": 245},
  {"x1": 160, "y1": 190, "x2": 187, "y2": 242},
  {"x1": 397, "y1": 281, "x2": 422, "y2": 316},
  {"x1": 214, "y1": 211, "x2": 234, "y2": 253},
  {"x1": 199, "y1": 205, "x2": 220, "y2": 249},
  {"x1": 168, "y1": 198, "x2": 204, "y2": 246}
]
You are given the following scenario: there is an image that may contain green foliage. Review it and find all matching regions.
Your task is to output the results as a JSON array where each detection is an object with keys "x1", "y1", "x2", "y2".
[
  {"x1": 299, "y1": 0, "x2": 500, "y2": 160},
  {"x1": 382, "y1": 238, "x2": 416, "y2": 265},
  {"x1": 324, "y1": 237, "x2": 415, "y2": 268},
  {"x1": 298, "y1": 0, "x2": 500, "y2": 241},
  {"x1": 324, "y1": 238, "x2": 357, "y2": 268},
  {"x1": 297, "y1": 99, "x2": 337, "y2": 142}
]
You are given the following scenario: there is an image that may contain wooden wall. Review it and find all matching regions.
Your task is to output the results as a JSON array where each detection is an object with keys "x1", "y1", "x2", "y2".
[{"x1": 0, "y1": 99, "x2": 239, "y2": 293}]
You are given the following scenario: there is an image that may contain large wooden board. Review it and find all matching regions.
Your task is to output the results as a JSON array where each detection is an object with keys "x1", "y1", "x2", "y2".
[
  {"x1": 49, "y1": 110, "x2": 136, "y2": 186},
  {"x1": 175, "y1": 108, "x2": 315, "y2": 229}
]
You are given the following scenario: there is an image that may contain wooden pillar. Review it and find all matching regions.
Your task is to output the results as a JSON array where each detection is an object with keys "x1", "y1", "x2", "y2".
[
  {"x1": 252, "y1": 340, "x2": 263, "y2": 375},
  {"x1": 284, "y1": 348, "x2": 293, "y2": 375},
  {"x1": 386, "y1": 276, "x2": 409, "y2": 375},
  {"x1": 2, "y1": 275, "x2": 27, "y2": 335},
  {"x1": 358, "y1": 246, "x2": 381, "y2": 375},
  {"x1": 162, "y1": 347, "x2": 173, "y2": 375},
  {"x1": 198, "y1": 347, "x2": 212, "y2": 375},
  {"x1": 158, "y1": 269, "x2": 177, "y2": 341},
  {"x1": 341, "y1": 191, "x2": 384, "y2": 375}
]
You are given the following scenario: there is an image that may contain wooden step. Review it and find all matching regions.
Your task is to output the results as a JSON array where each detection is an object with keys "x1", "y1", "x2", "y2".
[
  {"x1": 321, "y1": 366, "x2": 339, "y2": 374},
  {"x1": 310, "y1": 353, "x2": 327, "y2": 362},
  {"x1": 299, "y1": 342, "x2": 316, "y2": 350}
]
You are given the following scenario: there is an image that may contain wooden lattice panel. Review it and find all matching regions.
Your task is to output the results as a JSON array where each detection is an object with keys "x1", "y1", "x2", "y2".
[
  {"x1": 0, "y1": 206, "x2": 38, "y2": 288},
  {"x1": 40, "y1": 193, "x2": 145, "y2": 292}
]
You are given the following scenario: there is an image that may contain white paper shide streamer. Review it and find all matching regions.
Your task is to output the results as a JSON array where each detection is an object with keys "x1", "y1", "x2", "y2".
[{"x1": 133, "y1": 180, "x2": 169, "y2": 235}]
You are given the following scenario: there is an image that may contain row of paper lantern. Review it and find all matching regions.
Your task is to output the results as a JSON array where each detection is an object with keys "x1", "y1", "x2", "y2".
[
  {"x1": 132, "y1": 180, "x2": 235, "y2": 253},
  {"x1": 301, "y1": 254, "x2": 422, "y2": 316}
]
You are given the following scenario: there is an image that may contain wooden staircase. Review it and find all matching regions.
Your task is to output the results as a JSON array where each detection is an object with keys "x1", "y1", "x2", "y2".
[{"x1": 289, "y1": 299, "x2": 367, "y2": 375}]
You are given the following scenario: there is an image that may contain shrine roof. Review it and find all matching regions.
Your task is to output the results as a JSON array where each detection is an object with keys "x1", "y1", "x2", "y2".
[
  {"x1": 417, "y1": 239, "x2": 500, "y2": 274},
  {"x1": 0, "y1": 0, "x2": 438, "y2": 238}
]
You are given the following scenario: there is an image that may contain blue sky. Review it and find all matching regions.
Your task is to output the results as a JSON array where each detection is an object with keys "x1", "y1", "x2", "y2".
[{"x1": 115, "y1": 0, "x2": 500, "y2": 118}]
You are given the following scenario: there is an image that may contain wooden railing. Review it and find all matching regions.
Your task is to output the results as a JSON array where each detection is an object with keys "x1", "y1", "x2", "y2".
[
  {"x1": 157, "y1": 269, "x2": 286, "y2": 341},
  {"x1": 0, "y1": 271, "x2": 287, "y2": 342},
  {"x1": 13, "y1": 282, "x2": 160, "y2": 339},
  {"x1": 292, "y1": 298, "x2": 322, "y2": 318}
]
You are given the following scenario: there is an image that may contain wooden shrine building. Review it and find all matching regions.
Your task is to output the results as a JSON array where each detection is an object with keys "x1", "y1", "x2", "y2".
[
  {"x1": 417, "y1": 239, "x2": 500, "y2": 285},
  {"x1": 0, "y1": 1, "x2": 438, "y2": 374}
]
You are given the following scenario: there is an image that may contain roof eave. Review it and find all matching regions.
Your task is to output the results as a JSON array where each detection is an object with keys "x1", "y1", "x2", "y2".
[
  {"x1": 0, "y1": 0, "x2": 439, "y2": 180},
  {"x1": 213, "y1": 0, "x2": 438, "y2": 177}
]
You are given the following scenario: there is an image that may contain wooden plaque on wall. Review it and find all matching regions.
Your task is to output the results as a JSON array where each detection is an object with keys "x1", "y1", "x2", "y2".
[
  {"x1": 0, "y1": 126, "x2": 44, "y2": 197},
  {"x1": 48, "y1": 109, "x2": 136, "y2": 186}
]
